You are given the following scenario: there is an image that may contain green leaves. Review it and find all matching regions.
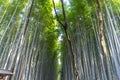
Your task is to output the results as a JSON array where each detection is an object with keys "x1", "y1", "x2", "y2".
[{"x1": 0, "y1": 0, "x2": 120, "y2": 80}]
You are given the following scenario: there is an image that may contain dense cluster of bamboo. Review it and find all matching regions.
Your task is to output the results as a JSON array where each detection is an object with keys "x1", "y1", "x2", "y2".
[
  {"x1": 0, "y1": 0, "x2": 57, "y2": 80},
  {"x1": 61, "y1": 1, "x2": 120, "y2": 80},
  {"x1": 0, "y1": 0, "x2": 120, "y2": 80}
]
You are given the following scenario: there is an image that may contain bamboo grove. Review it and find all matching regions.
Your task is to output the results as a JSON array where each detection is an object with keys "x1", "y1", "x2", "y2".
[{"x1": 0, "y1": 0, "x2": 120, "y2": 80}]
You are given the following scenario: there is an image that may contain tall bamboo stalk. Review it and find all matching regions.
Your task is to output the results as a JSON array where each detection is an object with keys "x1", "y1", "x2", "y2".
[{"x1": 96, "y1": 0, "x2": 108, "y2": 76}]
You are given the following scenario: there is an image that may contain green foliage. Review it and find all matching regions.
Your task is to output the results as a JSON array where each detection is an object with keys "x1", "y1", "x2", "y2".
[{"x1": 0, "y1": 0, "x2": 120, "y2": 80}]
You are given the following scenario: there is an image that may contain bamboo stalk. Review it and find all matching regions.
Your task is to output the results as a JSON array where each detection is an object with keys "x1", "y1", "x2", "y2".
[{"x1": 96, "y1": 0, "x2": 108, "y2": 76}]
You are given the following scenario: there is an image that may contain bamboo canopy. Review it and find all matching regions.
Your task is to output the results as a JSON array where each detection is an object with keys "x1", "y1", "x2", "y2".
[{"x1": 0, "y1": 0, "x2": 120, "y2": 80}]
